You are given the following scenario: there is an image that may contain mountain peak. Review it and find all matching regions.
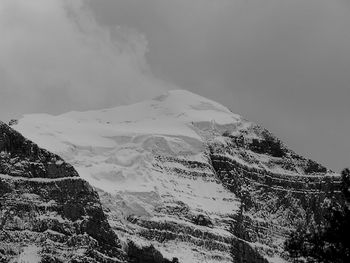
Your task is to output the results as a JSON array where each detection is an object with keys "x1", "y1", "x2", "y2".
[
  {"x1": 12, "y1": 90, "x2": 338, "y2": 263},
  {"x1": 60, "y1": 89, "x2": 241, "y2": 126}
]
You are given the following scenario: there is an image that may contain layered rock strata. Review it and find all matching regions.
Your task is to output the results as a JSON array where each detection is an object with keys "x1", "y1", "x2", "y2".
[
  {"x1": 0, "y1": 122, "x2": 125, "y2": 262},
  {"x1": 12, "y1": 90, "x2": 341, "y2": 262}
]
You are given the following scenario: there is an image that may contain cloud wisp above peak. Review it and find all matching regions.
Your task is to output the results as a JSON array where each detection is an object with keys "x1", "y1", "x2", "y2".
[
  {"x1": 0, "y1": 0, "x2": 170, "y2": 121},
  {"x1": 1, "y1": 0, "x2": 350, "y2": 171},
  {"x1": 87, "y1": 0, "x2": 350, "y2": 171}
]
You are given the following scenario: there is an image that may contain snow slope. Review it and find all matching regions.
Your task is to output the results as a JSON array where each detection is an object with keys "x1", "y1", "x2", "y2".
[
  {"x1": 16, "y1": 90, "x2": 241, "y2": 190},
  {"x1": 15, "y1": 90, "x2": 245, "y2": 262},
  {"x1": 13, "y1": 88, "x2": 341, "y2": 263},
  {"x1": 14, "y1": 89, "x2": 337, "y2": 263}
]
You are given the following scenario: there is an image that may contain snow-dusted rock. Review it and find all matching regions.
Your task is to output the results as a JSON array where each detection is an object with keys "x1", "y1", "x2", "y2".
[
  {"x1": 0, "y1": 122, "x2": 126, "y2": 262},
  {"x1": 14, "y1": 90, "x2": 341, "y2": 262}
]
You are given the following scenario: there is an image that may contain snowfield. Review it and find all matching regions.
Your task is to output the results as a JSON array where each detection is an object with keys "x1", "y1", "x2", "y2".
[
  {"x1": 15, "y1": 90, "x2": 243, "y2": 195},
  {"x1": 15, "y1": 90, "x2": 245, "y2": 262}
]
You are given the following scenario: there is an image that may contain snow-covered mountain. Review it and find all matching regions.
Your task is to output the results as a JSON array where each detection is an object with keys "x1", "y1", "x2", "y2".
[{"x1": 13, "y1": 90, "x2": 340, "y2": 262}]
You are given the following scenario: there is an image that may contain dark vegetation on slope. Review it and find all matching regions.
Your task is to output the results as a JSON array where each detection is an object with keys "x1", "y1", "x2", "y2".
[
  {"x1": 250, "y1": 131, "x2": 286, "y2": 158},
  {"x1": 127, "y1": 242, "x2": 179, "y2": 263},
  {"x1": 285, "y1": 168, "x2": 350, "y2": 263}
]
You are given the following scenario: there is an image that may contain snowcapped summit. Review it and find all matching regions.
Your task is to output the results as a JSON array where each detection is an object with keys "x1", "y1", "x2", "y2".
[
  {"x1": 15, "y1": 89, "x2": 247, "y2": 164},
  {"x1": 14, "y1": 90, "x2": 248, "y2": 262},
  {"x1": 62, "y1": 89, "x2": 241, "y2": 125},
  {"x1": 16, "y1": 90, "x2": 243, "y2": 150},
  {"x1": 13, "y1": 90, "x2": 336, "y2": 263}
]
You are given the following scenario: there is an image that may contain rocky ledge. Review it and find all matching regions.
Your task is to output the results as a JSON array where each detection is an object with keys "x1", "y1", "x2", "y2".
[
  {"x1": 209, "y1": 123, "x2": 341, "y2": 261},
  {"x1": 0, "y1": 121, "x2": 127, "y2": 262}
]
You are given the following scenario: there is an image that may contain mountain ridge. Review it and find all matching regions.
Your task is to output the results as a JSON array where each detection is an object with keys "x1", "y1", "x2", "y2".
[{"x1": 12, "y1": 90, "x2": 340, "y2": 262}]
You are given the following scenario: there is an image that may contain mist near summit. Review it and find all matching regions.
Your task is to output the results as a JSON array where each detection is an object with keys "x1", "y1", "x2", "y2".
[
  {"x1": 0, "y1": 0, "x2": 350, "y2": 171},
  {"x1": 0, "y1": 0, "x2": 171, "y2": 121}
]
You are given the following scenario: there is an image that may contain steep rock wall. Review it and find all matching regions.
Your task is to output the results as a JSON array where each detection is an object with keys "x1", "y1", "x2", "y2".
[
  {"x1": 209, "y1": 127, "x2": 341, "y2": 261},
  {"x1": 0, "y1": 122, "x2": 125, "y2": 262}
]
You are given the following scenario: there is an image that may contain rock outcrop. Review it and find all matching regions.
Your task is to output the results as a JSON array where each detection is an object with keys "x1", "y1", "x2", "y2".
[
  {"x1": 0, "y1": 121, "x2": 126, "y2": 262},
  {"x1": 209, "y1": 123, "x2": 341, "y2": 261}
]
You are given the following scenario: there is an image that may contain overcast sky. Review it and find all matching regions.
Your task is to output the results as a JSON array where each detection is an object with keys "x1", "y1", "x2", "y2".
[{"x1": 0, "y1": 0, "x2": 349, "y2": 171}]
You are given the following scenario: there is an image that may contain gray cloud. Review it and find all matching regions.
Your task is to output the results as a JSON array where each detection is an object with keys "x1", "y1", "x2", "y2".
[
  {"x1": 0, "y1": 0, "x2": 349, "y2": 171},
  {"x1": 89, "y1": 0, "x2": 350, "y2": 171},
  {"x1": 0, "y1": 0, "x2": 170, "y2": 121}
]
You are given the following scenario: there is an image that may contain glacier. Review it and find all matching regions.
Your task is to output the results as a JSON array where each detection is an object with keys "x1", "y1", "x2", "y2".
[{"x1": 13, "y1": 90, "x2": 340, "y2": 263}]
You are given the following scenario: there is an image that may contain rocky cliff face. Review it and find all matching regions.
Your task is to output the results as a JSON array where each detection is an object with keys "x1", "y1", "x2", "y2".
[
  {"x1": 13, "y1": 90, "x2": 341, "y2": 262},
  {"x1": 208, "y1": 122, "x2": 341, "y2": 262},
  {"x1": 0, "y1": 121, "x2": 126, "y2": 262}
]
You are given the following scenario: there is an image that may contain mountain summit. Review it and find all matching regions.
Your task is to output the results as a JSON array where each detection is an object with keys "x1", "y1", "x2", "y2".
[{"x1": 13, "y1": 90, "x2": 339, "y2": 263}]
